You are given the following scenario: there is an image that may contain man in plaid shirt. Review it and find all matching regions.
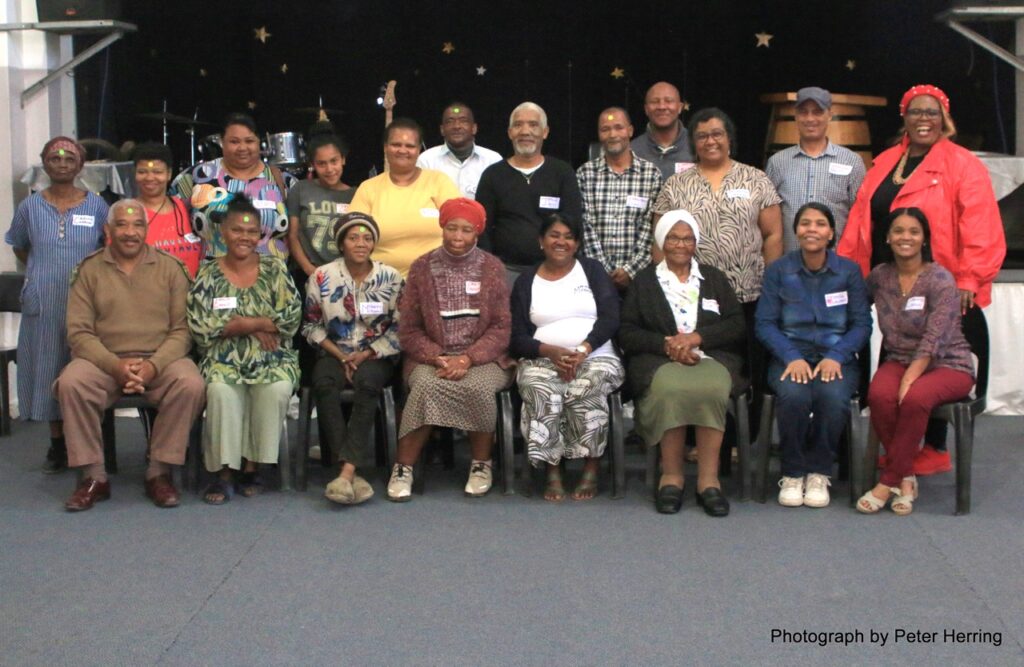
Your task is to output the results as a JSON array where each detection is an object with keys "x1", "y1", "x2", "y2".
[{"x1": 577, "y1": 107, "x2": 663, "y2": 290}]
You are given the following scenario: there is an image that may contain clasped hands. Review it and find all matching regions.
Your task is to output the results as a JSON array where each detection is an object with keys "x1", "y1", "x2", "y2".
[
  {"x1": 664, "y1": 332, "x2": 702, "y2": 366},
  {"x1": 780, "y1": 358, "x2": 843, "y2": 384},
  {"x1": 223, "y1": 315, "x2": 280, "y2": 351},
  {"x1": 338, "y1": 349, "x2": 375, "y2": 382},
  {"x1": 435, "y1": 353, "x2": 472, "y2": 381},
  {"x1": 541, "y1": 342, "x2": 590, "y2": 381},
  {"x1": 113, "y1": 357, "x2": 157, "y2": 394}
]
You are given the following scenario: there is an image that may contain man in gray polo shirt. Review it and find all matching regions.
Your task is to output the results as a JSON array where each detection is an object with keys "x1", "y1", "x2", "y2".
[
  {"x1": 630, "y1": 81, "x2": 694, "y2": 180},
  {"x1": 766, "y1": 86, "x2": 866, "y2": 252}
]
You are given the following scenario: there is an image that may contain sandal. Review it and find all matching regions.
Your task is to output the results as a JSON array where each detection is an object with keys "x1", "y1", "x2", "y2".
[
  {"x1": 544, "y1": 471, "x2": 566, "y2": 502},
  {"x1": 238, "y1": 471, "x2": 265, "y2": 498},
  {"x1": 891, "y1": 476, "x2": 918, "y2": 516},
  {"x1": 571, "y1": 468, "x2": 599, "y2": 501},
  {"x1": 202, "y1": 478, "x2": 234, "y2": 505},
  {"x1": 324, "y1": 474, "x2": 355, "y2": 504},
  {"x1": 856, "y1": 486, "x2": 895, "y2": 514}
]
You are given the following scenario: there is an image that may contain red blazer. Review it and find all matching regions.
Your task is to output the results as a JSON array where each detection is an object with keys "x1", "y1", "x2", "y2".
[{"x1": 837, "y1": 137, "x2": 1005, "y2": 308}]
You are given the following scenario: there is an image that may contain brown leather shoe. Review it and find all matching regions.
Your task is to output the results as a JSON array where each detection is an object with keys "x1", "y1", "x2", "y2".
[
  {"x1": 144, "y1": 474, "x2": 180, "y2": 508},
  {"x1": 65, "y1": 478, "x2": 111, "y2": 512}
]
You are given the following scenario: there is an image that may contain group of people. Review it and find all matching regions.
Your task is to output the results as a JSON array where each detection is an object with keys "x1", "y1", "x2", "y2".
[{"x1": 6, "y1": 80, "x2": 1005, "y2": 517}]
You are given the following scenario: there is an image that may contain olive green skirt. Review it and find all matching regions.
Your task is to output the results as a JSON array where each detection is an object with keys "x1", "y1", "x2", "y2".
[{"x1": 635, "y1": 358, "x2": 732, "y2": 447}]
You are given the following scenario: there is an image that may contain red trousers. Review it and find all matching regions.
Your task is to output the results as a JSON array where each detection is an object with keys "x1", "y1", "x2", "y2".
[{"x1": 867, "y1": 360, "x2": 974, "y2": 487}]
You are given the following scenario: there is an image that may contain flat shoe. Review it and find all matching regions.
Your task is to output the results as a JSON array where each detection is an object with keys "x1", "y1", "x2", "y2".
[
  {"x1": 695, "y1": 487, "x2": 730, "y2": 517},
  {"x1": 144, "y1": 474, "x2": 180, "y2": 508},
  {"x1": 351, "y1": 476, "x2": 374, "y2": 504},
  {"x1": 65, "y1": 478, "x2": 111, "y2": 512},
  {"x1": 324, "y1": 475, "x2": 355, "y2": 504},
  {"x1": 655, "y1": 485, "x2": 683, "y2": 514}
]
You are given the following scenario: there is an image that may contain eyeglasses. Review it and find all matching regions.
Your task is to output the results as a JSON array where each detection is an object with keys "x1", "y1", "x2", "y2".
[
  {"x1": 663, "y1": 235, "x2": 696, "y2": 246},
  {"x1": 694, "y1": 129, "x2": 727, "y2": 144},
  {"x1": 905, "y1": 108, "x2": 941, "y2": 119}
]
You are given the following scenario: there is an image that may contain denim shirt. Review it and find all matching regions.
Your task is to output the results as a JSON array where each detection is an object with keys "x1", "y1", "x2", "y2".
[{"x1": 755, "y1": 250, "x2": 872, "y2": 365}]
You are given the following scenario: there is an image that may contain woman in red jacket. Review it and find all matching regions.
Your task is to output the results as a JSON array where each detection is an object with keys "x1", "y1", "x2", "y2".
[{"x1": 838, "y1": 84, "x2": 1005, "y2": 474}]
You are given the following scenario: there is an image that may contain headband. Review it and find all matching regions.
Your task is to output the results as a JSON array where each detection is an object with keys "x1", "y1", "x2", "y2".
[{"x1": 899, "y1": 84, "x2": 950, "y2": 115}]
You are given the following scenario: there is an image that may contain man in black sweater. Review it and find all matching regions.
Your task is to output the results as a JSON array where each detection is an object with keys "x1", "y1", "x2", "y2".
[{"x1": 476, "y1": 101, "x2": 583, "y2": 280}]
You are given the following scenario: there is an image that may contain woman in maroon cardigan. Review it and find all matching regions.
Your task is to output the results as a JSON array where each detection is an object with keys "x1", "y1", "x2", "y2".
[{"x1": 388, "y1": 198, "x2": 514, "y2": 502}]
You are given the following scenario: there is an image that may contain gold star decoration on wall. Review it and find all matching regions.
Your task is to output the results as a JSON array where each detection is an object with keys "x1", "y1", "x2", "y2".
[
  {"x1": 198, "y1": 68, "x2": 208, "y2": 77},
  {"x1": 755, "y1": 31, "x2": 774, "y2": 48},
  {"x1": 254, "y1": 26, "x2": 271, "y2": 43},
  {"x1": 476, "y1": 65, "x2": 487, "y2": 76},
  {"x1": 846, "y1": 59, "x2": 857, "y2": 71},
  {"x1": 610, "y1": 67, "x2": 625, "y2": 79},
  {"x1": 442, "y1": 42, "x2": 455, "y2": 54},
  {"x1": 280, "y1": 63, "x2": 288, "y2": 74},
  {"x1": 247, "y1": 101, "x2": 257, "y2": 110}
]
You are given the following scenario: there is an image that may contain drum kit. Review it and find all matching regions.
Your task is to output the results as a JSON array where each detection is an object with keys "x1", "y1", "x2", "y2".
[{"x1": 138, "y1": 99, "x2": 343, "y2": 176}]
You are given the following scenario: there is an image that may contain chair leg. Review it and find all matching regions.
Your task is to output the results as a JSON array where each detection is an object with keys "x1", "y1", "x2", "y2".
[
  {"x1": 499, "y1": 390, "x2": 515, "y2": 495},
  {"x1": 734, "y1": 394, "x2": 751, "y2": 502},
  {"x1": 187, "y1": 418, "x2": 202, "y2": 493},
  {"x1": 382, "y1": 387, "x2": 398, "y2": 469},
  {"x1": 0, "y1": 358, "x2": 11, "y2": 437},
  {"x1": 754, "y1": 395, "x2": 775, "y2": 503},
  {"x1": 645, "y1": 442, "x2": 659, "y2": 500},
  {"x1": 846, "y1": 398, "x2": 863, "y2": 507},
  {"x1": 102, "y1": 408, "x2": 118, "y2": 474},
  {"x1": 954, "y1": 407, "x2": 973, "y2": 515},
  {"x1": 609, "y1": 392, "x2": 625, "y2": 499},
  {"x1": 296, "y1": 388, "x2": 312, "y2": 492},
  {"x1": 278, "y1": 417, "x2": 292, "y2": 492}
]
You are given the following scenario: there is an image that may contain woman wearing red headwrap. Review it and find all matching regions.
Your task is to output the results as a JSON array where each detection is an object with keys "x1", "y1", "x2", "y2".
[
  {"x1": 837, "y1": 84, "x2": 1006, "y2": 475},
  {"x1": 388, "y1": 197, "x2": 514, "y2": 502},
  {"x1": 4, "y1": 137, "x2": 108, "y2": 472}
]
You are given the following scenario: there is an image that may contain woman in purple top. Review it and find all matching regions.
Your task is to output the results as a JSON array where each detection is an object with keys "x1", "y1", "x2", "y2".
[{"x1": 858, "y1": 208, "x2": 974, "y2": 515}]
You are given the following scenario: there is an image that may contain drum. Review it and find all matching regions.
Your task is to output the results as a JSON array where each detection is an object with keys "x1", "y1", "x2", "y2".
[
  {"x1": 266, "y1": 131, "x2": 305, "y2": 166},
  {"x1": 197, "y1": 133, "x2": 222, "y2": 160}
]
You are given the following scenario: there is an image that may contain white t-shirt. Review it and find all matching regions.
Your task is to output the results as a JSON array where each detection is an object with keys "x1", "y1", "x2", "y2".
[{"x1": 530, "y1": 261, "x2": 616, "y2": 358}]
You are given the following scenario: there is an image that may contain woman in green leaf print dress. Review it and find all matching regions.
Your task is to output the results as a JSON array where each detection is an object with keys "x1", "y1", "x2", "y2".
[{"x1": 187, "y1": 195, "x2": 301, "y2": 504}]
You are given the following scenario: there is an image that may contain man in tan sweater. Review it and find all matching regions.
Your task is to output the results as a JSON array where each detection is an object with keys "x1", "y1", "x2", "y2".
[{"x1": 54, "y1": 199, "x2": 205, "y2": 511}]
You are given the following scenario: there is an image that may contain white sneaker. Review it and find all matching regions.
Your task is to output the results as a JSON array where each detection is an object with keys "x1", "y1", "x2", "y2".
[
  {"x1": 778, "y1": 476, "x2": 805, "y2": 507},
  {"x1": 387, "y1": 463, "x2": 413, "y2": 502},
  {"x1": 804, "y1": 473, "x2": 831, "y2": 508},
  {"x1": 464, "y1": 460, "x2": 493, "y2": 497}
]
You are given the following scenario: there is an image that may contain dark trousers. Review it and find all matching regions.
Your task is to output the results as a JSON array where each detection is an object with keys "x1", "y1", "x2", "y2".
[
  {"x1": 768, "y1": 359, "x2": 858, "y2": 477},
  {"x1": 311, "y1": 355, "x2": 395, "y2": 468}
]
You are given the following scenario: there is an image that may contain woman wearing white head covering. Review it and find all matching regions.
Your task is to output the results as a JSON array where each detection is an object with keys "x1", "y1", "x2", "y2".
[{"x1": 618, "y1": 210, "x2": 747, "y2": 516}]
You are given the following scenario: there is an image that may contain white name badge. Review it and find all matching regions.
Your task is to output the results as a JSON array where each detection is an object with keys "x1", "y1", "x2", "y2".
[
  {"x1": 465, "y1": 280, "x2": 481, "y2": 295},
  {"x1": 726, "y1": 188, "x2": 750, "y2": 199},
  {"x1": 359, "y1": 301, "x2": 384, "y2": 316},
  {"x1": 626, "y1": 195, "x2": 648, "y2": 209},
  {"x1": 825, "y1": 291, "x2": 849, "y2": 307},
  {"x1": 829, "y1": 163, "x2": 854, "y2": 176},
  {"x1": 184, "y1": 233, "x2": 201, "y2": 243},
  {"x1": 539, "y1": 196, "x2": 560, "y2": 209},
  {"x1": 420, "y1": 207, "x2": 440, "y2": 218},
  {"x1": 701, "y1": 298, "x2": 720, "y2": 314},
  {"x1": 335, "y1": 203, "x2": 350, "y2": 214},
  {"x1": 253, "y1": 199, "x2": 277, "y2": 210},
  {"x1": 905, "y1": 296, "x2": 926, "y2": 311},
  {"x1": 72, "y1": 215, "x2": 95, "y2": 227},
  {"x1": 674, "y1": 162, "x2": 695, "y2": 174},
  {"x1": 213, "y1": 296, "x2": 238, "y2": 310}
]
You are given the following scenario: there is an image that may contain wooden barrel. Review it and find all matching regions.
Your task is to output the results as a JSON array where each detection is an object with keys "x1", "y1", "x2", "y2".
[{"x1": 760, "y1": 92, "x2": 887, "y2": 170}]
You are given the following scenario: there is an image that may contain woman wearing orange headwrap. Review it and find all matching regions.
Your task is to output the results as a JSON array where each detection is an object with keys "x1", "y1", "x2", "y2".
[{"x1": 837, "y1": 84, "x2": 1006, "y2": 475}]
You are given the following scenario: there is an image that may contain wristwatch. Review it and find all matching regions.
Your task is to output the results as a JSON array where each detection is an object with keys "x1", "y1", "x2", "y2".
[{"x1": 574, "y1": 345, "x2": 588, "y2": 354}]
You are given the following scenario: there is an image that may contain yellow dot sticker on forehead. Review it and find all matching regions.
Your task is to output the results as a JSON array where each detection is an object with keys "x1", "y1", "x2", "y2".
[
  {"x1": 357, "y1": 225, "x2": 369, "y2": 233},
  {"x1": 243, "y1": 215, "x2": 251, "y2": 223},
  {"x1": 127, "y1": 207, "x2": 134, "y2": 214},
  {"x1": 58, "y1": 149, "x2": 65, "y2": 156},
  {"x1": 147, "y1": 161, "x2": 154, "y2": 167},
  {"x1": 453, "y1": 107, "x2": 461, "y2": 114},
  {"x1": 607, "y1": 114, "x2": 615, "y2": 120}
]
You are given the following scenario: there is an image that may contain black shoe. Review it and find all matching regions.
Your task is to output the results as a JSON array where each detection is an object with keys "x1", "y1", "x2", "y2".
[
  {"x1": 655, "y1": 485, "x2": 683, "y2": 514},
  {"x1": 695, "y1": 487, "x2": 730, "y2": 517},
  {"x1": 42, "y1": 445, "x2": 67, "y2": 474}
]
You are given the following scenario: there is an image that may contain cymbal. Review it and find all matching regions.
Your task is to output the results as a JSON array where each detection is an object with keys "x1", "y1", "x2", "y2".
[{"x1": 139, "y1": 112, "x2": 216, "y2": 126}]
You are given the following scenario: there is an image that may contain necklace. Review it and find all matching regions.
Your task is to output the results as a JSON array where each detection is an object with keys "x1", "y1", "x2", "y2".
[
  {"x1": 891, "y1": 150, "x2": 923, "y2": 185},
  {"x1": 898, "y1": 271, "x2": 921, "y2": 297},
  {"x1": 144, "y1": 196, "x2": 168, "y2": 225}
]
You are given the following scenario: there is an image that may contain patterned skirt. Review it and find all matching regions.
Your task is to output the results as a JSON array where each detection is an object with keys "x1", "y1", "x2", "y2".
[
  {"x1": 400, "y1": 362, "x2": 513, "y2": 438},
  {"x1": 516, "y1": 356, "x2": 625, "y2": 466}
]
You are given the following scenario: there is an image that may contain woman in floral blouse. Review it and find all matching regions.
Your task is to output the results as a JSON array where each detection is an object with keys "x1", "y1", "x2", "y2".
[
  {"x1": 187, "y1": 195, "x2": 300, "y2": 504},
  {"x1": 303, "y1": 212, "x2": 402, "y2": 505}
]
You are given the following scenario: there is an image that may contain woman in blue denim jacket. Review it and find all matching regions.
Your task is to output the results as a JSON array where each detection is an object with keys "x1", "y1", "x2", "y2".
[{"x1": 755, "y1": 202, "x2": 872, "y2": 508}]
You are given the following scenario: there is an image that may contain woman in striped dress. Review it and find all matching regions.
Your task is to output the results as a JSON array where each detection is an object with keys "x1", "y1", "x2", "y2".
[{"x1": 4, "y1": 137, "x2": 108, "y2": 472}]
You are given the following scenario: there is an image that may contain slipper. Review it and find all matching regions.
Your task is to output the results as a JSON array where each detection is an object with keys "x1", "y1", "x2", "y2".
[
  {"x1": 325, "y1": 475, "x2": 355, "y2": 504},
  {"x1": 544, "y1": 472, "x2": 566, "y2": 502},
  {"x1": 238, "y1": 471, "x2": 265, "y2": 498},
  {"x1": 202, "y1": 478, "x2": 234, "y2": 505},
  {"x1": 351, "y1": 476, "x2": 374, "y2": 504},
  {"x1": 571, "y1": 468, "x2": 599, "y2": 501}
]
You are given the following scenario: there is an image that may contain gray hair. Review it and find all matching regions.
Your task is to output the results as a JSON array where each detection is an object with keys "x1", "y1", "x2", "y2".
[
  {"x1": 107, "y1": 198, "x2": 146, "y2": 224},
  {"x1": 509, "y1": 102, "x2": 548, "y2": 130}
]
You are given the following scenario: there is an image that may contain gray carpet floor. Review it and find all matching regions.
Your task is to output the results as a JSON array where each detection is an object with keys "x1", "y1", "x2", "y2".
[{"x1": 2, "y1": 416, "x2": 1022, "y2": 666}]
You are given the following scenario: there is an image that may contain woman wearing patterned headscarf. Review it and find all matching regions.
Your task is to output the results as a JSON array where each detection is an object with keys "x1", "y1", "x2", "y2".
[{"x1": 5, "y1": 137, "x2": 107, "y2": 472}]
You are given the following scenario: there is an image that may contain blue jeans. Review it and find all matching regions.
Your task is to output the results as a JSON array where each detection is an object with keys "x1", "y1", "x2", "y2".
[{"x1": 767, "y1": 359, "x2": 858, "y2": 477}]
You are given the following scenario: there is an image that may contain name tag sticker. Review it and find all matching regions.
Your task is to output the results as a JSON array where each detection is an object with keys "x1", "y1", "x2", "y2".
[
  {"x1": 213, "y1": 296, "x2": 238, "y2": 310},
  {"x1": 359, "y1": 301, "x2": 384, "y2": 316},
  {"x1": 335, "y1": 203, "x2": 350, "y2": 214},
  {"x1": 674, "y1": 162, "x2": 695, "y2": 174},
  {"x1": 726, "y1": 188, "x2": 750, "y2": 199},
  {"x1": 539, "y1": 196, "x2": 560, "y2": 209},
  {"x1": 905, "y1": 296, "x2": 926, "y2": 311},
  {"x1": 72, "y1": 215, "x2": 95, "y2": 227},
  {"x1": 184, "y1": 233, "x2": 201, "y2": 243},
  {"x1": 829, "y1": 163, "x2": 854, "y2": 176},
  {"x1": 253, "y1": 199, "x2": 276, "y2": 210},
  {"x1": 420, "y1": 207, "x2": 440, "y2": 218},
  {"x1": 701, "y1": 298, "x2": 720, "y2": 314},
  {"x1": 825, "y1": 291, "x2": 849, "y2": 307},
  {"x1": 626, "y1": 195, "x2": 649, "y2": 209},
  {"x1": 465, "y1": 280, "x2": 481, "y2": 295}
]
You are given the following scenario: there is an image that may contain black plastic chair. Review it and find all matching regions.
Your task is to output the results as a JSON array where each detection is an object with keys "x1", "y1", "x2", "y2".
[
  {"x1": 295, "y1": 385, "x2": 398, "y2": 492},
  {"x1": 645, "y1": 388, "x2": 753, "y2": 501},
  {"x1": 0, "y1": 273, "x2": 24, "y2": 436},
  {"x1": 101, "y1": 395, "x2": 201, "y2": 491},
  {"x1": 851, "y1": 311, "x2": 990, "y2": 515},
  {"x1": 519, "y1": 389, "x2": 627, "y2": 500}
]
